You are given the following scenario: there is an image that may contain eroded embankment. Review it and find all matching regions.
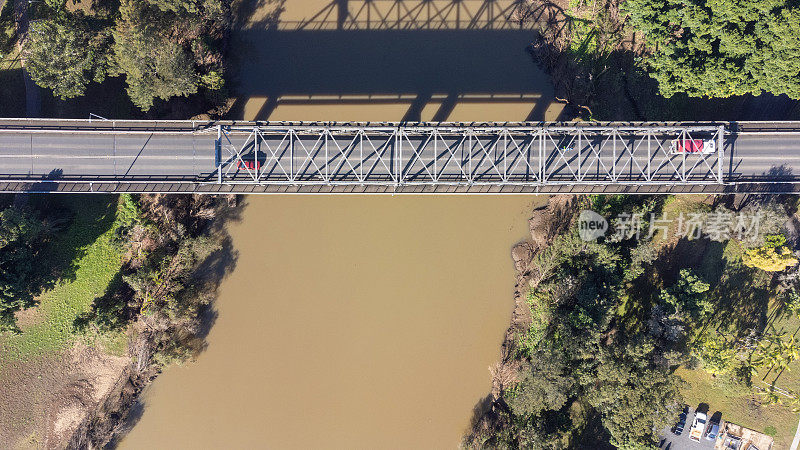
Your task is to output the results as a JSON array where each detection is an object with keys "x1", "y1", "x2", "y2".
[
  {"x1": 0, "y1": 194, "x2": 242, "y2": 450},
  {"x1": 467, "y1": 195, "x2": 579, "y2": 441},
  {"x1": 64, "y1": 194, "x2": 241, "y2": 449}
]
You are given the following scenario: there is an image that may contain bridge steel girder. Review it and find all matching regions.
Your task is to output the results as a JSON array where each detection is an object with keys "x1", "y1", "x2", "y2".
[{"x1": 214, "y1": 124, "x2": 725, "y2": 188}]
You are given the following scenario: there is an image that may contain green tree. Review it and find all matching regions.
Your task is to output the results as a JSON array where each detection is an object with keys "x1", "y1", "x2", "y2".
[
  {"x1": 123, "y1": 234, "x2": 220, "y2": 363},
  {"x1": 507, "y1": 349, "x2": 576, "y2": 418},
  {"x1": 112, "y1": 0, "x2": 199, "y2": 110},
  {"x1": 0, "y1": 208, "x2": 46, "y2": 331},
  {"x1": 693, "y1": 333, "x2": 736, "y2": 375},
  {"x1": 623, "y1": 0, "x2": 800, "y2": 99},
  {"x1": 660, "y1": 269, "x2": 711, "y2": 321},
  {"x1": 24, "y1": 14, "x2": 108, "y2": 99},
  {"x1": 584, "y1": 341, "x2": 682, "y2": 449}
]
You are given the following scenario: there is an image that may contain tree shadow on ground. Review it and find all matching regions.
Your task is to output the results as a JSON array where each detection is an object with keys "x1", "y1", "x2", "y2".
[
  {"x1": 72, "y1": 271, "x2": 129, "y2": 333},
  {"x1": 710, "y1": 265, "x2": 771, "y2": 340},
  {"x1": 573, "y1": 412, "x2": 614, "y2": 449},
  {"x1": 11, "y1": 195, "x2": 119, "y2": 315},
  {"x1": 655, "y1": 234, "x2": 771, "y2": 342}
]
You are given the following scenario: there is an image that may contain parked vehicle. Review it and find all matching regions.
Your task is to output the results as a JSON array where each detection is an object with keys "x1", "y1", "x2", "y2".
[
  {"x1": 672, "y1": 406, "x2": 688, "y2": 435},
  {"x1": 670, "y1": 138, "x2": 716, "y2": 154},
  {"x1": 689, "y1": 411, "x2": 707, "y2": 441},
  {"x1": 705, "y1": 417, "x2": 720, "y2": 441}
]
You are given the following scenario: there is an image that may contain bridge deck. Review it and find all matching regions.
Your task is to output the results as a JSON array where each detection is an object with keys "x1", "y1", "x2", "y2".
[{"x1": 0, "y1": 119, "x2": 796, "y2": 193}]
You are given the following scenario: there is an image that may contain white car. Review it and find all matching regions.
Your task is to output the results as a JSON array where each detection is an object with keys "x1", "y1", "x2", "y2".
[{"x1": 689, "y1": 411, "x2": 707, "y2": 441}]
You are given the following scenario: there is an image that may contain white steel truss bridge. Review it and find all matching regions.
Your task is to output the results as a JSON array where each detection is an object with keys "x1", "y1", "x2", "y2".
[
  {"x1": 214, "y1": 123, "x2": 727, "y2": 188},
  {"x1": 0, "y1": 118, "x2": 799, "y2": 194}
]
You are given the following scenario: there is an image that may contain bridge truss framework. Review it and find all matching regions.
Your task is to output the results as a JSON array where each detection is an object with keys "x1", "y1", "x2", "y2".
[{"x1": 214, "y1": 124, "x2": 726, "y2": 189}]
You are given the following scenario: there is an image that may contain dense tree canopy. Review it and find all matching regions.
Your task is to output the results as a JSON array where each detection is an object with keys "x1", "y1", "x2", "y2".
[
  {"x1": 465, "y1": 197, "x2": 800, "y2": 449},
  {"x1": 507, "y1": 348, "x2": 575, "y2": 418},
  {"x1": 623, "y1": 0, "x2": 800, "y2": 98},
  {"x1": 23, "y1": 0, "x2": 228, "y2": 111},
  {"x1": 468, "y1": 198, "x2": 686, "y2": 448},
  {"x1": 585, "y1": 341, "x2": 682, "y2": 450},
  {"x1": 24, "y1": 14, "x2": 108, "y2": 99},
  {"x1": 112, "y1": 0, "x2": 199, "y2": 110},
  {"x1": 0, "y1": 208, "x2": 47, "y2": 331}
]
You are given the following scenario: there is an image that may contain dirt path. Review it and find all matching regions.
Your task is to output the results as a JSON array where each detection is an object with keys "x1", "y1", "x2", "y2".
[{"x1": 0, "y1": 344, "x2": 129, "y2": 448}]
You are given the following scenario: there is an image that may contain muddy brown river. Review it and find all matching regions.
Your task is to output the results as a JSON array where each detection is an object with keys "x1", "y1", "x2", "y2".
[
  {"x1": 120, "y1": 196, "x2": 542, "y2": 448},
  {"x1": 120, "y1": 0, "x2": 555, "y2": 446}
]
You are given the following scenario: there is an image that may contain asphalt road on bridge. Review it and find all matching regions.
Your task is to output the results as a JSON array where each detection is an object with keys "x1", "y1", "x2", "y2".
[{"x1": 0, "y1": 120, "x2": 798, "y2": 193}]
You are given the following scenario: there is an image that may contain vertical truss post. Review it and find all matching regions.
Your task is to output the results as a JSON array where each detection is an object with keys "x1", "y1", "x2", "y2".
[
  {"x1": 255, "y1": 127, "x2": 261, "y2": 183},
  {"x1": 290, "y1": 129, "x2": 295, "y2": 183},
  {"x1": 681, "y1": 129, "x2": 687, "y2": 181},
  {"x1": 395, "y1": 128, "x2": 402, "y2": 186},
  {"x1": 359, "y1": 131, "x2": 364, "y2": 183},
  {"x1": 216, "y1": 125, "x2": 222, "y2": 184},
  {"x1": 503, "y1": 130, "x2": 508, "y2": 182},
  {"x1": 647, "y1": 130, "x2": 651, "y2": 182},
  {"x1": 467, "y1": 129, "x2": 473, "y2": 184},
  {"x1": 717, "y1": 124, "x2": 724, "y2": 183},
  {"x1": 325, "y1": 130, "x2": 329, "y2": 184},
  {"x1": 577, "y1": 129, "x2": 582, "y2": 182},
  {"x1": 433, "y1": 130, "x2": 438, "y2": 181},
  {"x1": 612, "y1": 129, "x2": 617, "y2": 182},
  {"x1": 538, "y1": 128, "x2": 544, "y2": 183}
]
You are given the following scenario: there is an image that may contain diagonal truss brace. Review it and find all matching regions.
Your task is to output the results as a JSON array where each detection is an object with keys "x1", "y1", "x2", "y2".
[{"x1": 213, "y1": 124, "x2": 726, "y2": 187}]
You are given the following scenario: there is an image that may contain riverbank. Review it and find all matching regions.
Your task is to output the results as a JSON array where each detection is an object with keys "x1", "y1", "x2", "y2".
[
  {"x1": 0, "y1": 194, "x2": 241, "y2": 448},
  {"x1": 464, "y1": 195, "x2": 580, "y2": 444},
  {"x1": 465, "y1": 194, "x2": 800, "y2": 448}
]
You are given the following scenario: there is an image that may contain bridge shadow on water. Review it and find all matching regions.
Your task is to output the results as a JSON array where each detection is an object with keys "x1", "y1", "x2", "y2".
[{"x1": 227, "y1": 0, "x2": 565, "y2": 121}]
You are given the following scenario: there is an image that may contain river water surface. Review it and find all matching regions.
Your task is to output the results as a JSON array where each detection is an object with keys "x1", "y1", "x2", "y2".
[
  {"x1": 120, "y1": 0, "x2": 554, "y2": 445},
  {"x1": 120, "y1": 196, "x2": 541, "y2": 448}
]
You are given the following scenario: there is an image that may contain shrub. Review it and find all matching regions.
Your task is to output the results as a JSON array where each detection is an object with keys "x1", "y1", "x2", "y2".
[{"x1": 743, "y1": 234, "x2": 798, "y2": 272}]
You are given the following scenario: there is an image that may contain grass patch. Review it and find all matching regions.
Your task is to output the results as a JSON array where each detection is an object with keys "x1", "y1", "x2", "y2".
[
  {"x1": 651, "y1": 196, "x2": 797, "y2": 447},
  {"x1": 678, "y1": 365, "x2": 796, "y2": 448},
  {"x1": 680, "y1": 293, "x2": 800, "y2": 449},
  {"x1": 0, "y1": 196, "x2": 127, "y2": 363}
]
